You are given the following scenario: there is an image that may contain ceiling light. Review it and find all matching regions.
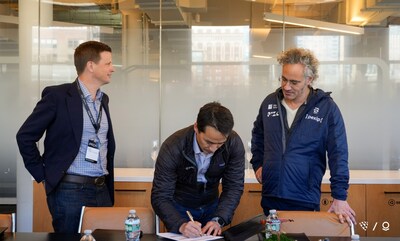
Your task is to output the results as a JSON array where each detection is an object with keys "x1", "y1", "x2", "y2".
[
  {"x1": 41, "y1": 0, "x2": 96, "y2": 7},
  {"x1": 264, "y1": 12, "x2": 364, "y2": 35},
  {"x1": 252, "y1": 55, "x2": 272, "y2": 59}
]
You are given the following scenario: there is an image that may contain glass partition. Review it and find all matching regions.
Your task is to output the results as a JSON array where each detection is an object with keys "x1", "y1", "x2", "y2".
[
  {"x1": 2, "y1": 0, "x2": 400, "y2": 206},
  {"x1": 0, "y1": 0, "x2": 19, "y2": 206}
]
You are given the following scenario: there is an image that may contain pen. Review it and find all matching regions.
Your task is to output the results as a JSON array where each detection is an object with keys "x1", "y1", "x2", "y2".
[
  {"x1": 186, "y1": 210, "x2": 195, "y2": 222},
  {"x1": 186, "y1": 211, "x2": 204, "y2": 236}
]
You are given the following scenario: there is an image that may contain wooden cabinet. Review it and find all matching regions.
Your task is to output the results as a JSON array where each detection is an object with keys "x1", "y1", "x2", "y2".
[
  {"x1": 231, "y1": 183, "x2": 367, "y2": 236},
  {"x1": 320, "y1": 184, "x2": 366, "y2": 236},
  {"x1": 114, "y1": 182, "x2": 170, "y2": 232},
  {"x1": 230, "y1": 183, "x2": 263, "y2": 226},
  {"x1": 365, "y1": 184, "x2": 400, "y2": 237},
  {"x1": 114, "y1": 182, "x2": 152, "y2": 208},
  {"x1": 32, "y1": 181, "x2": 154, "y2": 232},
  {"x1": 32, "y1": 180, "x2": 400, "y2": 237},
  {"x1": 32, "y1": 182, "x2": 53, "y2": 232}
]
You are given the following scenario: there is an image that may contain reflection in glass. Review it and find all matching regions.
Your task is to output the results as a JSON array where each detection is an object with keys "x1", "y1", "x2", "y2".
[
  {"x1": 151, "y1": 140, "x2": 159, "y2": 168},
  {"x1": 246, "y1": 141, "x2": 252, "y2": 173}
]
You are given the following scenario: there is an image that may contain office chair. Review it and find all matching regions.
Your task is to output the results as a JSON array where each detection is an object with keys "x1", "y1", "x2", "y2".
[
  {"x1": 0, "y1": 213, "x2": 15, "y2": 232},
  {"x1": 278, "y1": 211, "x2": 353, "y2": 237},
  {"x1": 78, "y1": 206, "x2": 155, "y2": 234}
]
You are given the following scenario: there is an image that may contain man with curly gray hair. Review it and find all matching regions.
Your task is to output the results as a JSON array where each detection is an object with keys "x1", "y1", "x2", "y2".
[{"x1": 250, "y1": 47, "x2": 356, "y2": 226}]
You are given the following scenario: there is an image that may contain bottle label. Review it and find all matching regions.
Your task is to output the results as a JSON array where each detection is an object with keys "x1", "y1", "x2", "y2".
[
  {"x1": 125, "y1": 223, "x2": 133, "y2": 232},
  {"x1": 271, "y1": 219, "x2": 280, "y2": 232},
  {"x1": 132, "y1": 223, "x2": 140, "y2": 232},
  {"x1": 125, "y1": 220, "x2": 140, "y2": 240}
]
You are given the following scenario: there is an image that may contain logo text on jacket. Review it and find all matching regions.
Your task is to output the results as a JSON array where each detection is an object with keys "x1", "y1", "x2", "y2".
[{"x1": 305, "y1": 113, "x2": 323, "y2": 123}]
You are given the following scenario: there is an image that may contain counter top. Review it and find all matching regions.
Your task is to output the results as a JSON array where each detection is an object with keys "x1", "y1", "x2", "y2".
[
  {"x1": 114, "y1": 168, "x2": 155, "y2": 182},
  {"x1": 345, "y1": 170, "x2": 400, "y2": 184},
  {"x1": 114, "y1": 168, "x2": 400, "y2": 184}
]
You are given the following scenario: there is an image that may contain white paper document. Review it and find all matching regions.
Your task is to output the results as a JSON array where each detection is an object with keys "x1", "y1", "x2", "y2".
[{"x1": 157, "y1": 232, "x2": 223, "y2": 241}]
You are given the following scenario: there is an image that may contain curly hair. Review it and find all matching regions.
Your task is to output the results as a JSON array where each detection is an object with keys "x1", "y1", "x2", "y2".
[{"x1": 277, "y1": 48, "x2": 319, "y2": 81}]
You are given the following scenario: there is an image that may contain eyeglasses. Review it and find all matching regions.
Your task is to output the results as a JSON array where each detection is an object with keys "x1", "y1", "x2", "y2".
[{"x1": 279, "y1": 76, "x2": 302, "y2": 86}]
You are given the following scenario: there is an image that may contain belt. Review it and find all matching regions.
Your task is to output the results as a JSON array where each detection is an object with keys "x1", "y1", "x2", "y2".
[{"x1": 62, "y1": 174, "x2": 106, "y2": 186}]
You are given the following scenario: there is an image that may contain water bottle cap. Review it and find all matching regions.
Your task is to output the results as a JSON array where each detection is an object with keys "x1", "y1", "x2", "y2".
[
  {"x1": 129, "y1": 209, "x2": 136, "y2": 214},
  {"x1": 83, "y1": 229, "x2": 92, "y2": 234},
  {"x1": 269, "y1": 209, "x2": 277, "y2": 214}
]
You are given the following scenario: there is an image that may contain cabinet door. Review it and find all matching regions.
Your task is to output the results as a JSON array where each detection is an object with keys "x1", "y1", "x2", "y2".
[
  {"x1": 33, "y1": 182, "x2": 54, "y2": 232},
  {"x1": 366, "y1": 184, "x2": 400, "y2": 237},
  {"x1": 114, "y1": 182, "x2": 165, "y2": 231},
  {"x1": 320, "y1": 184, "x2": 366, "y2": 236},
  {"x1": 230, "y1": 183, "x2": 263, "y2": 226},
  {"x1": 114, "y1": 182, "x2": 152, "y2": 207},
  {"x1": 33, "y1": 181, "x2": 154, "y2": 232}
]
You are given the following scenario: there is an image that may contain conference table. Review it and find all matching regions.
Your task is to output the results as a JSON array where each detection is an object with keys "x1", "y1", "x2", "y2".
[
  {"x1": 1, "y1": 230, "x2": 188, "y2": 241},
  {"x1": 1, "y1": 230, "x2": 398, "y2": 241}
]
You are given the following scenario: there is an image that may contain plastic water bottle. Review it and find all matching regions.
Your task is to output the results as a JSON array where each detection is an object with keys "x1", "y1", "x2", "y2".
[
  {"x1": 265, "y1": 210, "x2": 273, "y2": 239},
  {"x1": 80, "y1": 229, "x2": 96, "y2": 241},
  {"x1": 265, "y1": 209, "x2": 280, "y2": 239},
  {"x1": 125, "y1": 209, "x2": 141, "y2": 241},
  {"x1": 270, "y1": 209, "x2": 281, "y2": 234}
]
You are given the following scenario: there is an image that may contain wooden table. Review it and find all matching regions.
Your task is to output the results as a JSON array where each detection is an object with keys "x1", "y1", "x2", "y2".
[{"x1": 1, "y1": 230, "x2": 398, "y2": 241}]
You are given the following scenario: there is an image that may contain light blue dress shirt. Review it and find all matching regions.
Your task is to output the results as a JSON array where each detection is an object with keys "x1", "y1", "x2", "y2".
[
  {"x1": 67, "y1": 79, "x2": 109, "y2": 177},
  {"x1": 193, "y1": 133, "x2": 214, "y2": 183}
]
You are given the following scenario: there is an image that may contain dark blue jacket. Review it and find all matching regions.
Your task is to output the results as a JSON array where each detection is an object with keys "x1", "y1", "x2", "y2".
[
  {"x1": 16, "y1": 80, "x2": 116, "y2": 203},
  {"x1": 251, "y1": 88, "x2": 349, "y2": 208},
  {"x1": 151, "y1": 125, "x2": 245, "y2": 233}
]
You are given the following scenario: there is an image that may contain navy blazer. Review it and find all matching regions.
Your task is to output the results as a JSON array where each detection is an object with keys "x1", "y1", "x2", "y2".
[{"x1": 16, "y1": 80, "x2": 116, "y2": 203}]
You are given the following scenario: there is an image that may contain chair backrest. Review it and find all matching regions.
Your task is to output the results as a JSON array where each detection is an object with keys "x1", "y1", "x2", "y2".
[
  {"x1": 78, "y1": 206, "x2": 155, "y2": 234},
  {"x1": 0, "y1": 213, "x2": 15, "y2": 232},
  {"x1": 278, "y1": 211, "x2": 351, "y2": 237}
]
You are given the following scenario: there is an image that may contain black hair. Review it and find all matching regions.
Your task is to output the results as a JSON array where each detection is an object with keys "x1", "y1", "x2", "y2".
[{"x1": 196, "y1": 101, "x2": 234, "y2": 136}]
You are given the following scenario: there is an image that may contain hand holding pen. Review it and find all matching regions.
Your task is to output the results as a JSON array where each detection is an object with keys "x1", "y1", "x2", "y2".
[{"x1": 179, "y1": 211, "x2": 203, "y2": 238}]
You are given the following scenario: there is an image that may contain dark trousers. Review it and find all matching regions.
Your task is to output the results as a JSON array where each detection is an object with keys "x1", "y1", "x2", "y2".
[
  {"x1": 47, "y1": 181, "x2": 112, "y2": 233},
  {"x1": 173, "y1": 200, "x2": 218, "y2": 228},
  {"x1": 262, "y1": 196, "x2": 320, "y2": 216}
]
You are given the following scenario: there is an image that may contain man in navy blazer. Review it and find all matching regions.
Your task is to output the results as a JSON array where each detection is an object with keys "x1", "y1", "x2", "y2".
[{"x1": 16, "y1": 41, "x2": 116, "y2": 233}]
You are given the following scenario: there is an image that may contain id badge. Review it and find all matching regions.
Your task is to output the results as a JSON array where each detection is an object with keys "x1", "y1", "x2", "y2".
[{"x1": 85, "y1": 139, "x2": 99, "y2": 163}]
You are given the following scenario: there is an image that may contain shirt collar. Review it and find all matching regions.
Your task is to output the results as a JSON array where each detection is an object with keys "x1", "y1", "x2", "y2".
[{"x1": 77, "y1": 79, "x2": 103, "y2": 101}]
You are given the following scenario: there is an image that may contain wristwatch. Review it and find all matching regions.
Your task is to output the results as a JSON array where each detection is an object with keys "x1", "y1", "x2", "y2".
[{"x1": 211, "y1": 217, "x2": 225, "y2": 227}]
